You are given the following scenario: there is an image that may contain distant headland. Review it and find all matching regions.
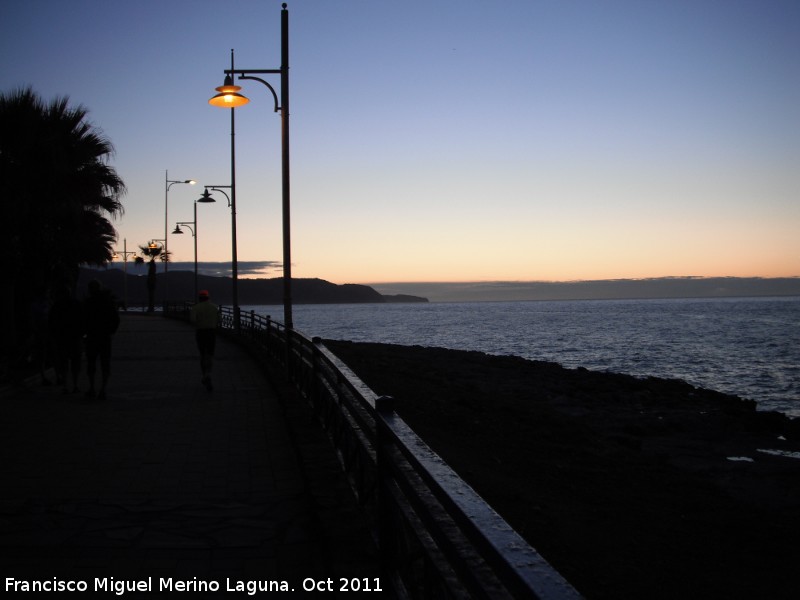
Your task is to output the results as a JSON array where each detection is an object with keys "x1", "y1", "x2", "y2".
[
  {"x1": 79, "y1": 268, "x2": 800, "y2": 305},
  {"x1": 79, "y1": 268, "x2": 429, "y2": 305}
]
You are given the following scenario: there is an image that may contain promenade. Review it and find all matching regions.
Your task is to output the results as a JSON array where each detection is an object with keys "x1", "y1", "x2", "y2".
[{"x1": 0, "y1": 315, "x2": 380, "y2": 596}]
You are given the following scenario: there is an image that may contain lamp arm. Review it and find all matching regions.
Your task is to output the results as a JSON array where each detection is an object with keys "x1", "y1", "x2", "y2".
[
  {"x1": 207, "y1": 187, "x2": 232, "y2": 207},
  {"x1": 175, "y1": 222, "x2": 196, "y2": 236},
  {"x1": 236, "y1": 75, "x2": 281, "y2": 113}
]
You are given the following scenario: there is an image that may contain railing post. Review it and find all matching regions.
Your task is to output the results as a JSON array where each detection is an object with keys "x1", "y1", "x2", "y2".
[
  {"x1": 375, "y1": 395, "x2": 396, "y2": 579},
  {"x1": 311, "y1": 337, "x2": 323, "y2": 405},
  {"x1": 265, "y1": 315, "x2": 272, "y2": 356},
  {"x1": 285, "y1": 329, "x2": 292, "y2": 380}
]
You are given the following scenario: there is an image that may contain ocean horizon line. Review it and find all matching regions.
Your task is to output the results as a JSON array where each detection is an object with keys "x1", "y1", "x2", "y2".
[
  {"x1": 93, "y1": 265, "x2": 800, "y2": 303},
  {"x1": 367, "y1": 277, "x2": 800, "y2": 303}
]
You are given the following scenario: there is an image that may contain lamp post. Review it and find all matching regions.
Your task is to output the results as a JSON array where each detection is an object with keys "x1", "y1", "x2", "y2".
[
  {"x1": 144, "y1": 239, "x2": 166, "y2": 312},
  {"x1": 208, "y1": 3, "x2": 292, "y2": 330},
  {"x1": 173, "y1": 196, "x2": 215, "y2": 301},
  {"x1": 205, "y1": 48, "x2": 242, "y2": 330},
  {"x1": 199, "y1": 186, "x2": 239, "y2": 326},
  {"x1": 112, "y1": 238, "x2": 136, "y2": 310},
  {"x1": 165, "y1": 172, "x2": 196, "y2": 303}
]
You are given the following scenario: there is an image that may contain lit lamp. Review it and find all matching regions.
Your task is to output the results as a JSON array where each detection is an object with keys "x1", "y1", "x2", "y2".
[
  {"x1": 112, "y1": 238, "x2": 136, "y2": 309},
  {"x1": 207, "y1": 49, "x2": 245, "y2": 332},
  {"x1": 209, "y1": 76, "x2": 250, "y2": 108},
  {"x1": 146, "y1": 240, "x2": 166, "y2": 312}
]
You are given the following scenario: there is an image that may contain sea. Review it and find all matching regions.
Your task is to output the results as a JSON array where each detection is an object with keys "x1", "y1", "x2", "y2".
[{"x1": 241, "y1": 297, "x2": 800, "y2": 418}]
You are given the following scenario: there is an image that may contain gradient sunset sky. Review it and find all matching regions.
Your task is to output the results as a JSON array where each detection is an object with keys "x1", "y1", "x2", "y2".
[{"x1": 2, "y1": 0, "x2": 798, "y2": 285}]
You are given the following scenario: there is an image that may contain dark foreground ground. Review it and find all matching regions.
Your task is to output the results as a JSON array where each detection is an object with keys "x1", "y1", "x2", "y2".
[{"x1": 324, "y1": 340, "x2": 800, "y2": 600}]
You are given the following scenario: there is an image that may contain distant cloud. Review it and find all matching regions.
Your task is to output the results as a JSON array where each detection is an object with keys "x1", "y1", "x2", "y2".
[
  {"x1": 107, "y1": 261, "x2": 281, "y2": 278},
  {"x1": 196, "y1": 261, "x2": 282, "y2": 277}
]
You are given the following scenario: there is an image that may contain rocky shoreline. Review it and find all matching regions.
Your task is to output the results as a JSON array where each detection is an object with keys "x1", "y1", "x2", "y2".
[{"x1": 323, "y1": 340, "x2": 800, "y2": 600}]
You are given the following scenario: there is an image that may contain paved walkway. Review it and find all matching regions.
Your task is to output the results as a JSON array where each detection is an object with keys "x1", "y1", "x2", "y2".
[{"x1": 0, "y1": 315, "x2": 380, "y2": 597}]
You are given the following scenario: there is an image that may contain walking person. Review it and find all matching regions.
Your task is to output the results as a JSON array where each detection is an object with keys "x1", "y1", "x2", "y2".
[
  {"x1": 83, "y1": 279, "x2": 120, "y2": 400},
  {"x1": 190, "y1": 290, "x2": 219, "y2": 391}
]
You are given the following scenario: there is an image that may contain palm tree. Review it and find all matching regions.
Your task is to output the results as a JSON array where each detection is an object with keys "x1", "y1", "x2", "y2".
[{"x1": 0, "y1": 87, "x2": 126, "y2": 376}]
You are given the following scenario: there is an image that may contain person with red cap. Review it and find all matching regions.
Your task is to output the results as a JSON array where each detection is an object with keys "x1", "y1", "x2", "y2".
[{"x1": 190, "y1": 289, "x2": 219, "y2": 390}]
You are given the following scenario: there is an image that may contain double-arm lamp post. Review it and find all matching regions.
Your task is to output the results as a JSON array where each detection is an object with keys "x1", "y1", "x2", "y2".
[
  {"x1": 208, "y1": 3, "x2": 292, "y2": 330},
  {"x1": 199, "y1": 186, "x2": 238, "y2": 320},
  {"x1": 173, "y1": 194, "x2": 216, "y2": 300},
  {"x1": 165, "y1": 173, "x2": 196, "y2": 303},
  {"x1": 112, "y1": 238, "x2": 136, "y2": 309}
]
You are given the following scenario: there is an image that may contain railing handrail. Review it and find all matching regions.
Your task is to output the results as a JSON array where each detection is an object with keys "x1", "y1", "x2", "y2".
[{"x1": 164, "y1": 302, "x2": 582, "y2": 599}]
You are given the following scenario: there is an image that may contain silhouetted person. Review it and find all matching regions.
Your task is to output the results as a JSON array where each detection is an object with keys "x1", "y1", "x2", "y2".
[
  {"x1": 190, "y1": 289, "x2": 219, "y2": 391},
  {"x1": 49, "y1": 284, "x2": 83, "y2": 394},
  {"x1": 83, "y1": 280, "x2": 120, "y2": 400}
]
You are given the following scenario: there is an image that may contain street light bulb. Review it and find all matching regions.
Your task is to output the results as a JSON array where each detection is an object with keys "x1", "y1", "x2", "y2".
[{"x1": 209, "y1": 83, "x2": 250, "y2": 108}]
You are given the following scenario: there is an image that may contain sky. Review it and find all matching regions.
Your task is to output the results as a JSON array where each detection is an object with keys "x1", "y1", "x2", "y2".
[{"x1": 2, "y1": 0, "x2": 799, "y2": 291}]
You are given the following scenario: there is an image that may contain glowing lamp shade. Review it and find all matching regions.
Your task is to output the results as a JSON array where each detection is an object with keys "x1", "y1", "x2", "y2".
[{"x1": 209, "y1": 82, "x2": 250, "y2": 108}]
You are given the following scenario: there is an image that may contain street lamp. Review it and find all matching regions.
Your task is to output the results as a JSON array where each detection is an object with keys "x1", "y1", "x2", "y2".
[
  {"x1": 208, "y1": 3, "x2": 292, "y2": 330},
  {"x1": 143, "y1": 239, "x2": 166, "y2": 312},
  {"x1": 165, "y1": 171, "x2": 196, "y2": 303},
  {"x1": 199, "y1": 185, "x2": 239, "y2": 325},
  {"x1": 205, "y1": 50, "x2": 242, "y2": 329},
  {"x1": 112, "y1": 238, "x2": 136, "y2": 309},
  {"x1": 173, "y1": 196, "x2": 215, "y2": 300}
]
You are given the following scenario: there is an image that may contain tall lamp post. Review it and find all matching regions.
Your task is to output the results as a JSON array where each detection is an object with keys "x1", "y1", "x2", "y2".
[
  {"x1": 199, "y1": 186, "x2": 238, "y2": 325},
  {"x1": 205, "y1": 49, "x2": 241, "y2": 330},
  {"x1": 208, "y1": 3, "x2": 292, "y2": 330},
  {"x1": 165, "y1": 172, "x2": 196, "y2": 303},
  {"x1": 145, "y1": 239, "x2": 166, "y2": 312},
  {"x1": 112, "y1": 238, "x2": 136, "y2": 310},
  {"x1": 173, "y1": 195, "x2": 215, "y2": 300}
]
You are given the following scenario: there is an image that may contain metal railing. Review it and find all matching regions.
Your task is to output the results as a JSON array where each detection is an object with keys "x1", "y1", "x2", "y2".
[{"x1": 166, "y1": 303, "x2": 581, "y2": 599}]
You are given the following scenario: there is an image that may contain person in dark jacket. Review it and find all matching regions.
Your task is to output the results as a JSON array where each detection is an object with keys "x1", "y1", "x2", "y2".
[{"x1": 83, "y1": 280, "x2": 120, "y2": 399}]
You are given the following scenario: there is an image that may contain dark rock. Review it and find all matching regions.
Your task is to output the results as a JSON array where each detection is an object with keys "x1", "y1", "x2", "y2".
[{"x1": 324, "y1": 339, "x2": 800, "y2": 600}]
